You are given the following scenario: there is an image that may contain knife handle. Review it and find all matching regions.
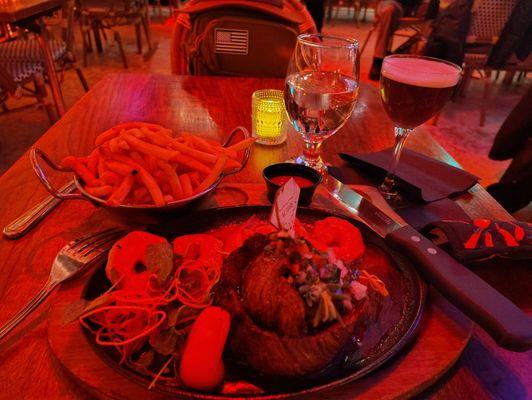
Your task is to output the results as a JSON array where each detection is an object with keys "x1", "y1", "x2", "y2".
[{"x1": 385, "y1": 225, "x2": 532, "y2": 352}]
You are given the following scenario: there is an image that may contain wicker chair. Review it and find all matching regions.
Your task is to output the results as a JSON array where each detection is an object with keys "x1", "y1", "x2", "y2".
[
  {"x1": 0, "y1": 1, "x2": 89, "y2": 93},
  {"x1": 0, "y1": 60, "x2": 58, "y2": 122},
  {"x1": 79, "y1": 0, "x2": 154, "y2": 69},
  {"x1": 460, "y1": 0, "x2": 517, "y2": 126}
]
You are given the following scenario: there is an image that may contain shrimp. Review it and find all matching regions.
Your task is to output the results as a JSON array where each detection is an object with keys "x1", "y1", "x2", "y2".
[{"x1": 309, "y1": 217, "x2": 365, "y2": 262}]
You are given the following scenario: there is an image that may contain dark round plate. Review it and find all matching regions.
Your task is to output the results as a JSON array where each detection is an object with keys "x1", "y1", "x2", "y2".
[{"x1": 81, "y1": 206, "x2": 426, "y2": 399}]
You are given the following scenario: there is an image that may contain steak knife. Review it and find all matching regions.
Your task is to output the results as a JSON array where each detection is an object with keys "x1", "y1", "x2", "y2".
[{"x1": 324, "y1": 174, "x2": 532, "y2": 352}]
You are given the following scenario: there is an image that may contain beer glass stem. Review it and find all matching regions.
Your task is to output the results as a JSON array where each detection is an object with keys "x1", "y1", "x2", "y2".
[{"x1": 379, "y1": 126, "x2": 411, "y2": 198}]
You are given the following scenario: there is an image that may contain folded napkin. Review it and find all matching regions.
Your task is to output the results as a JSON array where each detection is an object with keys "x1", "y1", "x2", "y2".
[
  {"x1": 327, "y1": 166, "x2": 471, "y2": 229},
  {"x1": 423, "y1": 219, "x2": 532, "y2": 263},
  {"x1": 327, "y1": 167, "x2": 531, "y2": 265},
  {"x1": 339, "y1": 148, "x2": 479, "y2": 202}
]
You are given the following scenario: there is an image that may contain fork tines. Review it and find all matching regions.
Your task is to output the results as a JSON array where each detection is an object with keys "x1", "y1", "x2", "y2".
[{"x1": 67, "y1": 228, "x2": 125, "y2": 257}]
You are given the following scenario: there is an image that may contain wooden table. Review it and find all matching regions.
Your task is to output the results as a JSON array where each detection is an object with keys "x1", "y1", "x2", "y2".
[
  {"x1": 0, "y1": 74, "x2": 530, "y2": 399},
  {"x1": 0, "y1": 0, "x2": 66, "y2": 116}
]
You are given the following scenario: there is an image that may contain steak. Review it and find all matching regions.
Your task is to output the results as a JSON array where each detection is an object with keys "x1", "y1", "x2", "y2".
[
  {"x1": 242, "y1": 253, "x2": 307, "y2": 337},
  {"x1": 215, "y1": 233, "x2": 371, "y2": 376}
]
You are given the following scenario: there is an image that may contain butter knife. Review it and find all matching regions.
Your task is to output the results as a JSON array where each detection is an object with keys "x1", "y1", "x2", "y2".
[
  {"x1": 325, "y1": 174, "x2": 532, "y2": 352},
  {"x1": 3, "y1": 180, "x2": 77, "y2": 239}
]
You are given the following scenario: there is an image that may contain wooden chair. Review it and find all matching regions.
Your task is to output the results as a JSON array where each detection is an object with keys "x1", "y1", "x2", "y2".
[
  {"x1": 0, "y1": 60, "x2": 58, "y2": 123},
  {"x1": 326, "y1": 0, "x2": 362, "y2": 25},
  {"x1": 0, "y1": 1, "x2": 89, "y2": 94},
  {"x1": 500, "y1": 54, "x2": 531, "y2": 85},
  {"x1": 359, "y1": 0, "x2": 434, "y2": 56},
  {"x1": 459, "y1": 0, "x2": 517, "y2": 126},
  {"x1": 152, "y1": 0, "x2": 180, "y2": 22},
  {"x1": 78, "y1": 0, "x2": 155, "y2": 69}
]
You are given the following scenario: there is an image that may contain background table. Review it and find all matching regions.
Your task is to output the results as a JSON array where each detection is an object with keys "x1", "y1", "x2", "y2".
[
  {"x1": 0, "y1": 74, "x2": 530, "y2": 399},
  {"x1": 0, "y1": 0, "x2": 65, "y2": 116}
]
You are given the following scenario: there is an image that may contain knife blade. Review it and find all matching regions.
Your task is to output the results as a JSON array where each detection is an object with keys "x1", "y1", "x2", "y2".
[{"x1": 324, "y1": 174, "x2": 532, "y2": 352}]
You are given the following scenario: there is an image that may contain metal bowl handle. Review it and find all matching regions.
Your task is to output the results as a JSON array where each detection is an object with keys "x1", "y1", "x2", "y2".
[
  {"x1": 30, "y1": 148, "x2": 85, "y2": 200},
  {"x1": 223, "y1": 126, "x2": 252, "y2": 177}
]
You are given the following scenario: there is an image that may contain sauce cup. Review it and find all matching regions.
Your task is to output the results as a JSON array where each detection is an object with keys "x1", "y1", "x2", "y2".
[{"x1": 263, "y1": 163, "x2": 322, "y2": 206}]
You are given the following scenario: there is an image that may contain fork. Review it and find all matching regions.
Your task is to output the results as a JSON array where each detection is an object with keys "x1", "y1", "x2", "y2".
[{"x1": 0, "y1": 228, "x2": 125, "y2": 341}]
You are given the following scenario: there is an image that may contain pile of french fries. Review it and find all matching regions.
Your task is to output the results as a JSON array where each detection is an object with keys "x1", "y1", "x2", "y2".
[{"x1": 61, "y1": 122, "x2": 255, "y2": 207}]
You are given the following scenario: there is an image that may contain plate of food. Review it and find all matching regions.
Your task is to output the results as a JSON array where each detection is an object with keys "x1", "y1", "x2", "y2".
[
  {"x1": 50, "y1": 205, "x2": 426, "y2": 399},
  {"x1": 30, "y1": 122, "x2": 254, "y2": 217}
]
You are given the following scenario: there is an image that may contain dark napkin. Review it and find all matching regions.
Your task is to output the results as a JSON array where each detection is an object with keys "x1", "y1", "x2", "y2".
[
  {"x1": 328, "y1": 166, "x2": 470, "y2": 230},
  {"x1": 328, "y1": 166, "x2": 532, "y2": 265},
  {"x1": 340, "y1": 148, "x2": 479, "y2": 202},
  {"x1": 423, "y1": 220, "x2": 532, "y2": 263}
]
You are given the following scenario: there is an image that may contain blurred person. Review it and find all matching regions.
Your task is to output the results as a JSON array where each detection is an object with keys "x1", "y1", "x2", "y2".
[
  {"x1": 487, "y1": 87, "x2": 532, "y2": 214},
  {"x1": 306, "y1": 0, "x2": 325, "y2": 32},
  {"x1": 369, "y1": 0, "x2": 423, "y2": 80}
]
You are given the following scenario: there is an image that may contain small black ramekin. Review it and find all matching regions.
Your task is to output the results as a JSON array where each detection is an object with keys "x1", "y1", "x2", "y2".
[{"x1": 263, "y1": 163, "x2": 322, "y2": 206}]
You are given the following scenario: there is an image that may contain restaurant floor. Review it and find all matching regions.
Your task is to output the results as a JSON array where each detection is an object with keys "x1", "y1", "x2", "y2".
[{"x1": 0, "y1": 8, "x2": 530, "y2": 219}]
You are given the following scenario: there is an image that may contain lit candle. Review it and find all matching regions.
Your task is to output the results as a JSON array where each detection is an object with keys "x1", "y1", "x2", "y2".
[{"x1": 252, "y1": 89, "x2": 286, "y2": 145}]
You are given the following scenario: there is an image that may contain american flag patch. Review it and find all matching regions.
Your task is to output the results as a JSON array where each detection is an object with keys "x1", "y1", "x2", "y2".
[{"x1": 215, "y1": 29, "x2": 248, "y2": 55}]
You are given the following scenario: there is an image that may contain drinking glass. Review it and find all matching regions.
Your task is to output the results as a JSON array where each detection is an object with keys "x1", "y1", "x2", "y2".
[
  {"x1": 284, "y1": 34, "x2": 360, "y2": 172},
  {"x1": 378, "y1": 54, "x2": 461, "y2": 200}
]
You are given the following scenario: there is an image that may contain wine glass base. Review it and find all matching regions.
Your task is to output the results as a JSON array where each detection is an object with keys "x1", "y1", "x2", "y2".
[
  {"x1": 378, "y1": 182, "x2": 406, "y2": 207},
  {"x1": 295, "y1": 154, "x2": 327, "y2": 173}
]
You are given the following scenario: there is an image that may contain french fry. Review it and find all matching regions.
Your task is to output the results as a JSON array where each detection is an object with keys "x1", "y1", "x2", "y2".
[
  {"x1": 180, "y1": 174, "x2": 193, "y2": 197},
  {"x1": 85, "y1": 185, "x2": 114, "y2": 198},
  {"x1": 66, "y1": 122, "x2": 256, "y2": 207},
  {"x1": 189, "y1": 173, "x2": 200, "y2": 187},
  {"x1": 223, "y1": 158, "x2": 242, "y2": 172},
  {"x1": 105, "y1": 160, "x2": 138, "y2": 176},
  {"x1": 109, "y1": 137, "x2": 122, "y2": 153},
  {"x1": 140, "y1": 126, "x2": 172, "y2": 147},
  {"x1": 196, "y1": 156, "x2": 226, "y2": 192},
  {"x1": 62, "y1": 156, "x2": 100, "y2": 186},
  {"x1": 95, "y1": 126, "x2": 119, "y2": 146},
  {"x1": 158, "y1": 160, "x2": 183, "y2": 199},
  {"x1": 97, "y1": 154, "x2": 107, "y2": 177},
  {"x1": 107, "y1": 175, "x2": 134, "y2": 206},
  {"x1": 171, "y1": 154, "x2": 211, "y2": 175},
  {"x1": 226, "y1": 137, "x2": 256, "y2": 153},
  {"x1": 86, "y1": 149, "x2": 100, "y2": 176},
  {"x1": 128, "y1": 128, "x2": 144, "y2": 138},
  {"x1": 161, "y1": 183, "x2": 171, "y2": 194},
  {"x1": 133, "y1": 187, "x2": 149, "y2": 203},
  {"x1": 123, "y1": 134, "x2": 180, "y2": 161},
  {"x1": 168, "y1": 141, "x2": 217, "y2": 164},
  {"x1": 129, "y1": 151, "x2": 150, "y2": 170},
  {"x1": 118, "y1": 139, "x2": 130, "y2": 150},
  {"x1": 100, "y1": 171, "x2": 122, "y2": 186},
  {"x1": 187, "y1": 134, "x2": 238, "y2": 159},
  {"x1": 106, "y1": 152, "x2": 165, "y2": 206},
  {"x1": 137, "y1": 168, "x2": 165, "y2": 206},
  {"x1": 143, "y1": 153, "x2": 160, "y2": 172}
]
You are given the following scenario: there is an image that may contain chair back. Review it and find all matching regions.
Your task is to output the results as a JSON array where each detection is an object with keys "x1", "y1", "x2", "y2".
[
  {"x1": 467, "y1": 0, "x2": 517, "y2": 43},
  {"x1": 171, "y1": 0, "x2": 317, "y2": 77},
  {"x1": 0, "y1": 63, "x2": 17, "y2": 93}
]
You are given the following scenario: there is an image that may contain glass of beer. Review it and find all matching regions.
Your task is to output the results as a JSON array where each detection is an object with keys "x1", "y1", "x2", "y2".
[
  {"x1": 284, "y1": 34, "x2": 360, "y2": 172},
  {"x1": 378, "y1": 55, "x2": 461, "y2": 200}
]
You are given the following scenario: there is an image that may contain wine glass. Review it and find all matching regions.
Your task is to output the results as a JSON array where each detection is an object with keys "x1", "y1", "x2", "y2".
[
  {"x1": 284, "y1": 34, "x2": 360, "y2": 172},
  {"x1": 378, "y1": 54, "x2": 462, "y2": 200}
]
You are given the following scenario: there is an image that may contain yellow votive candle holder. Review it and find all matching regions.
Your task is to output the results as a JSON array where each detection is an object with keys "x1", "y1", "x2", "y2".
[{"x1": 252, "y1": 89, "x2": 286, "y2": 145}]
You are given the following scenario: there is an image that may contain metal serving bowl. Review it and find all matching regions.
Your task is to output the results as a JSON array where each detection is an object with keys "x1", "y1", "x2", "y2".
[{"x1": 30, "y1": 126, "x2": 251, "y2": 221}]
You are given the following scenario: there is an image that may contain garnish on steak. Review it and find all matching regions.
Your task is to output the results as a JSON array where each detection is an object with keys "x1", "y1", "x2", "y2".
[{"x1": 215, "y1": 218, "x2": 388, "y2": 376}]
